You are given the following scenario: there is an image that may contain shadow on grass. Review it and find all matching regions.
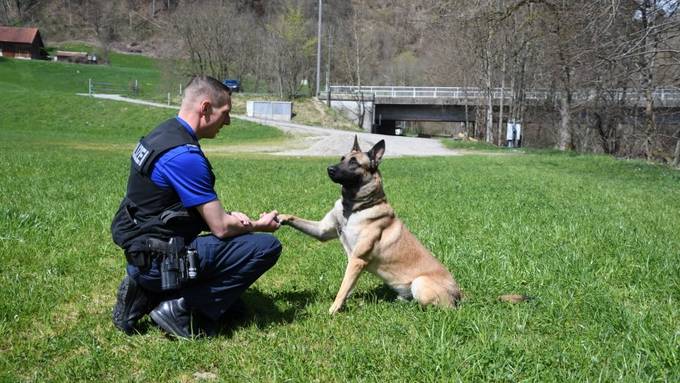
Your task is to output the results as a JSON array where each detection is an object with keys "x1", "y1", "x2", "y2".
[
  {"x1": 351, "y1": 284, "x2": 399, "y2": 303},
  {"x1": 217, "y1": 288, "x2": 316, "y2": 337},
  {"x1": 128, "y1": 288, "x2": 315, "y2": 338}
]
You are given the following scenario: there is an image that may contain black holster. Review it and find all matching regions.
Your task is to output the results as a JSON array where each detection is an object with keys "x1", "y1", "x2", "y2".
[
  {"x1": 124, "y1": 237, "x2": 156, "y2": 270},
  {"x1": 146, "y1": 236, "x2": 198, "y2": 291}
]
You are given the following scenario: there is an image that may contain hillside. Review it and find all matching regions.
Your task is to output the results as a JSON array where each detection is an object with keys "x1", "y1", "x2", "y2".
[{"x1": 0, "y1": 45, "x2": 359, "y2": 131}]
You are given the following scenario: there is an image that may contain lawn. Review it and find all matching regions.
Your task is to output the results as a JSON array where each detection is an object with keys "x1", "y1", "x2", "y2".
[
  {"x1": 442, "y1": 138, "x2": 510, "y2": 151},
  {"x1": 0, "y1": 55, "x2": 159, "y2": 97},
  {"x1": 1, "y1": 57, "x2": 679, "y2": 382}
]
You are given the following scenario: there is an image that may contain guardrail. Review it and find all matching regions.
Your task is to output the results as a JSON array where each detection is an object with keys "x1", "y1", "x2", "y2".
[{"x1": 325, "y1": 86, "x2": 680, "y2": 104}]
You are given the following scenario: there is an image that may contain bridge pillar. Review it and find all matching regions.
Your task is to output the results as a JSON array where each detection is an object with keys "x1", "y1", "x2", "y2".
[{"x1": 322, "y1": 99, "x2": 374, "y2": 131}]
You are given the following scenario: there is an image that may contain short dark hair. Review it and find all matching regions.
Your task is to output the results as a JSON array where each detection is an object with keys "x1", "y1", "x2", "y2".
[{"x1": 183, "y1": 75, "x2": 231, "y2": 107}]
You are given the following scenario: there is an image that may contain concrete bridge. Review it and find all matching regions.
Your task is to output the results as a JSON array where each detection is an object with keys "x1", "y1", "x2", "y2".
[{"x1": 320, "y1": 86, "x2": 680, "y2": 134}]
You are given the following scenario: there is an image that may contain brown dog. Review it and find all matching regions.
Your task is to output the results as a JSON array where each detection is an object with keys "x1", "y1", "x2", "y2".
[{"x1": 278, "y1": 137, "x2": 462, "y2": 314}]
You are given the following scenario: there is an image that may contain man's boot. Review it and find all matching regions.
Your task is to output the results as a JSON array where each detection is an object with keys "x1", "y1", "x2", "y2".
[
  {"x1": 112, "y1": 274, "x2": 159, "y2": 334},
  {"x1": 150, "y1": 298, "x2": 215, "y2": 339}
]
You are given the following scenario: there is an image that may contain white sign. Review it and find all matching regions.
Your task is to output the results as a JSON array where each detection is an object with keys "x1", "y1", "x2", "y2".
[
  {"x1": 506, "y1": 122, "x2": 521, "y2": 141},
  {"x1": 132, "y1": 142, "x2": 150, "y2": 166}
]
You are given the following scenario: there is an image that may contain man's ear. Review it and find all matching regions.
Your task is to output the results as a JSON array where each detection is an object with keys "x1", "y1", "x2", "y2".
[
  {"x1": 199, "y1": 100, "x2": 211, "y2": 116},
  {"x1": 367, "y1": 140, "x2": 385, "y2": 167},
  {"x1": 351, "y1": 135, "x2": 362, "y2": 153}
]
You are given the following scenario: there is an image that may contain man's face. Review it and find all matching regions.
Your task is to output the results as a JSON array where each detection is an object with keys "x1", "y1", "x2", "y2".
[{"x1": 201, "y1": 97, "x2": 231, "y2": 139}]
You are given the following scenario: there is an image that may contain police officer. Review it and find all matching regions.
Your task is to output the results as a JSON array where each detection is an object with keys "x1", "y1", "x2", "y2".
[{"x1": 111, "y1": 75, "x2": 281, "y2": 338}]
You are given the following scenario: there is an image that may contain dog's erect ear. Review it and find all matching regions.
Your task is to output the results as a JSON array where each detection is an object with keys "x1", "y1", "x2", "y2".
[
  {"x1": 367, "y1": 140, "x2": 385, "y2": 168},
  {"x1": 351, "y1": 135, "x2": 362, "y2": 153}
]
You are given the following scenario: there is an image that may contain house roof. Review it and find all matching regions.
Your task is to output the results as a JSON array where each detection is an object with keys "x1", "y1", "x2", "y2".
[{"x1": 0, "y1": 26, "x2": 43, "y2": 46}]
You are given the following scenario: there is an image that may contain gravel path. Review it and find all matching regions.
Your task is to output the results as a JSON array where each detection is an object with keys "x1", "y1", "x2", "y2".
[
  {"x1": 237, "y1": 116, "x2": 461, "y2": 157},
  {"x1": 80, "y1": 93, "x2": 462, "y2": 157}
]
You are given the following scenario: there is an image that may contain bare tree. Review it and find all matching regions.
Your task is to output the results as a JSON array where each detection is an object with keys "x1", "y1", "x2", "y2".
[
  {"x1": 78, "y1": 0, "x2": 125, "y2": 64},
  {"x1": 1, "y1": 0, "x2": 41, "y2": 24},
  {"x1": 267, "y1": 4, "x2": 315, "y2": 98},
  {"x1": 565, "y1": 1, "x2": 680, "y2": 158},
  {"x1": 629, "y1": 0, "x2": 679, "y2": 159},
  {"x1": 171, "y1": 1, "x2": 246, "y2": 80},
  {"x1": 529, "y1": 1, "x2": 588, "y2": 151}
]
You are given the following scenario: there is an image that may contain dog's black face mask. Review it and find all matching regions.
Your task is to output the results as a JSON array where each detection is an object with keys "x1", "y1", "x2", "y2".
[
  {"x1": 327, "y1": 155, "x2": 364, "y2": 186},
  {"x1": 327, "y1": 137, "x2": 385, "y2": 187}
]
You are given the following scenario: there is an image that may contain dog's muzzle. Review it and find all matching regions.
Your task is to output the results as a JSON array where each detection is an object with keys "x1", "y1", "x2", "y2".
[{"x1": 327, "y1": 165, "x2": 338, "y2": 179}]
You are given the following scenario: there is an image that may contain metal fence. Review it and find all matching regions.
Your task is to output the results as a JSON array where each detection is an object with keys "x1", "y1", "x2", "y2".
[
  {"x1": 88, "y1": 79, "x2": 142, "y2": 96},
  {"x1": 326, "y1": 85, "x2": 680, "y2": 105}
]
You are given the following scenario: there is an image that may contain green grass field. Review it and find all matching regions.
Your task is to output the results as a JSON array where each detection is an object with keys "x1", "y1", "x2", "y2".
[
  {"x1": 1, "y1": 56, "x2": 679, "y2": 382},
  {"x1": 442, "y1": 138, "x2": 509, "y2": 151}
]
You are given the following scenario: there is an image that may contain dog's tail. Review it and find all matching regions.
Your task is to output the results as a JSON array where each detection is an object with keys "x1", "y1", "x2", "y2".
[{"x1": 497, "y1": 294, "x2": 533, "y2": 303}]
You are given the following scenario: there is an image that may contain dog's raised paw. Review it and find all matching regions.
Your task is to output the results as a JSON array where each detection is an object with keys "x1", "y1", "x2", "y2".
[{"x1": 277, "y1": 214, "x2": 293, "y2": 224}]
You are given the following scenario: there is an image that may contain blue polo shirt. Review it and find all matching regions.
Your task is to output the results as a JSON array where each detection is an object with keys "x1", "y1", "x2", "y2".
[{"x1": 150, "y1": 117, "x2": 218, "y2": 208}]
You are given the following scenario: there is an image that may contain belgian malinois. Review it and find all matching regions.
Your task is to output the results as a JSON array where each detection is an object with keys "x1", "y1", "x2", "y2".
[{"x1": 278, "y1": 136, "x2": 464, "y2": 314}]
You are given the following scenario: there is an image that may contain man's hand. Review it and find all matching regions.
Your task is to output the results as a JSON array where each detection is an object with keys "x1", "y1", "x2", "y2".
[
  {"x1": 197, "y1": 201, "x2": 257, "y2": 238},
  {"x1": 229, "y1": 211, "x2": 252, "y2": 227},
  {"x1": 197, "y1": 200, "x2": 280, "y2": 237},
  {"x1": 254, "y1": 210, "x2": 280, "y2": 232}
]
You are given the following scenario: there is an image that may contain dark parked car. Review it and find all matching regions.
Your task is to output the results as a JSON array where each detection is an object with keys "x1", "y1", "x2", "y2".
[{"x1": 222, "y1": 79, "x2": 241, "y2": 93}]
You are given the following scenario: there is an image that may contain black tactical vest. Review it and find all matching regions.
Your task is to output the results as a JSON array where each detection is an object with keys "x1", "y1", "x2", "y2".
[{"x1": 111, "y1": 118, "x2": 213, "y2": 254}]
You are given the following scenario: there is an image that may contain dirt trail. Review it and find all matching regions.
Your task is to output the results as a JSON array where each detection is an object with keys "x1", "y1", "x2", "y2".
[
  {"x1": 80, "y1": 93, "x2": 463, "y2": 157},
  {"x1": 237, "y1": 116, "x2": 461, "y2": 157}
]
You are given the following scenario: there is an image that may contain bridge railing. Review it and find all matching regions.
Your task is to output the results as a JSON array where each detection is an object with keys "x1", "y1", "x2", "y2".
[{"x1": 326, "y1": 86, "x2": 680, "y2": 105}]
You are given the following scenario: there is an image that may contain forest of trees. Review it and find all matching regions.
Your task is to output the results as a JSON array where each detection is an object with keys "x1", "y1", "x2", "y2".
[{"x1": 3, "y1": 0, "x2": 680, "y2": 162}]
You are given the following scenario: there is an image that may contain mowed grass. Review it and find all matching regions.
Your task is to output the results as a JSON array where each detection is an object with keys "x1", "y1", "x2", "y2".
[
  {"x1": 0, "y1": 54, "x2": 159, "y2": 96},
  {"x1": 0, "y1": 90, "x2": 285, "y2": 147},
  {"x1": 1, "y1": 57, "x2": 680, "y2": 381},
  {"x1": 442, "y1": 138, "x2": 509, "y2": 151}
]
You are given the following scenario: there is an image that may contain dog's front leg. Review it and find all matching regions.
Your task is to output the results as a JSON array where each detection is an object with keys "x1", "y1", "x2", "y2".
[
  {"x1": 328, "y1": 229, "x2": 381, "y2": 315},
  {"x1": 279, "y1": 210, "x2": 339, "y2": 241},
  {"x1": 329, "y1": 256, "x2": 368, "y2": 315}
]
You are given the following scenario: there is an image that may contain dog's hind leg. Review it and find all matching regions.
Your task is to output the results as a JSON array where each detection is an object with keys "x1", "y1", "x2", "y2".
[{"x1": 411, "y1": 276, "x2": 460, "y2": 308}]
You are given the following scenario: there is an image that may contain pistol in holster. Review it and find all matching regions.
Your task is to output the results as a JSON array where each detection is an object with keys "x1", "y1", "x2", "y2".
[{"x1": 127, "y1": 236, "x2": 198, "y2": 291}]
